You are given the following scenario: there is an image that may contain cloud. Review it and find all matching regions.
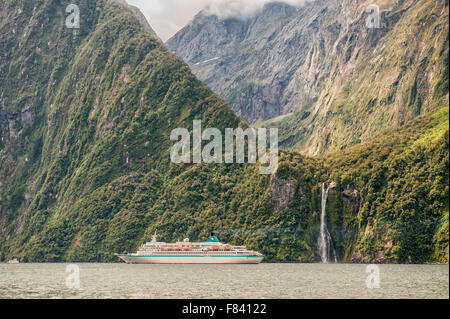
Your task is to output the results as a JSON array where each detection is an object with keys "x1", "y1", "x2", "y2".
[
  {"x1": 203, "y1": 0, "x2": 314, "y2": 20},
  {"x1": 126, "y1": 0, "x2": 212, "y2": 41},
  {"x1": 126, "y1": 0, "x2": 314, "y2": 41}
]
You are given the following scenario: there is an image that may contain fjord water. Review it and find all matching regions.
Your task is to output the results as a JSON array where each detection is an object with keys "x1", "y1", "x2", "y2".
[{"x1": 0, "y1": 263, "x2": 448, "y2": 299}]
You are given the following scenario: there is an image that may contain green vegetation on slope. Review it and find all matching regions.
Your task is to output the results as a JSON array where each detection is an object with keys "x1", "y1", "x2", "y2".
[
  {"x1": 0, "y1": 0, "x2": 242, "y2": 261},
  {"x1": 327, "y1": 106, "x2": 449, "y2": 263},
  {"x1": 180, "y1": 0, "x2": 449, "y2": 156},
  {"x1": 0, "y1": 0, "x2": 448, "y2": 264}
]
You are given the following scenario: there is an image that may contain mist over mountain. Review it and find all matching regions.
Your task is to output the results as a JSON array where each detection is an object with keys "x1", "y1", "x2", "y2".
[
  {"x1": 167, "y1": 0, "x2": 449, "y2": 155},
  {"x1": 0, "y1": 0, "x2": 448, "y2": 264},
  {"x1": 125, "y1": 0, "x2": 316, "y2": 41},
  {"x1": 202, "y1": 0, "x2": 316, "y2": 20}
]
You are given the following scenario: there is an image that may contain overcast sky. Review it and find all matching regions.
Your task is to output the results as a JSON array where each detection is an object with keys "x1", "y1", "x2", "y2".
[{"x1": 126, "y1": 0, "x2": 314, "y2": 41}]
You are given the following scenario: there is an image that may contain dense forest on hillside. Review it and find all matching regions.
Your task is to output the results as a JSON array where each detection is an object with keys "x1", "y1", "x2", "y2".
[{"x1": 0, "y1": 0, "x2": 448, "y2": 264}]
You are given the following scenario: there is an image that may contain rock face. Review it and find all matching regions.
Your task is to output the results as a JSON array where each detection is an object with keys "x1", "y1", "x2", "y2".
[
  {"x1": 167, "y1": 1, "x2": 325, "y2": 123},
  {"x1": 350, "y1": 247, "x2": 392, "y2": 264},
  {"x1": 167, "y1": 0, "x2": 449, "y2": 155},
  {"x1": 270, "y1": 174, "x2": 297, "y2": 210},
  {"x1": 342, "y1": 186, "x2": 360, "y2": 217}
]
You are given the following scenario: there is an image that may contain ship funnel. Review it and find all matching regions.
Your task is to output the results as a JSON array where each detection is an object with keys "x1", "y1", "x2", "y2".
[{"x1": 202, "y1": 233, "x2": 220, "y2": 243}]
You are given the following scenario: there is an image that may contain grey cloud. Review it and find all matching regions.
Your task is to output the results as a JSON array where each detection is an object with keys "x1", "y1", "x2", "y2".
[{"x1": 126, "y1": 0, "x2": 315, "y2": 41}]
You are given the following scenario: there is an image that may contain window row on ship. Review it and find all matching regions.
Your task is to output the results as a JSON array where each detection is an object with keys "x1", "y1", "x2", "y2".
[{"x1": 137, "y1": 251, "x2": 251, "y2": 255}]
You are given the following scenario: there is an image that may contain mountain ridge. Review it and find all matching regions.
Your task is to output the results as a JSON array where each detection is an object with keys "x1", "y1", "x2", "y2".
[
  {"x1": 167, "y1": 0, "x2": 449, "y2": 155},
  {"x1": 0, "y1": 0, "x2": 448, "y2": 264}
]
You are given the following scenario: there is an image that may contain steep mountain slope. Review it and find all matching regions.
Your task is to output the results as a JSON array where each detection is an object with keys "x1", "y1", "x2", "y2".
[
  {"x1": 0, "y1": 0, "x2": 242, "y2": 261},
  {"x1": 326, "y1": 106, "x2": 449, "y2": 263},
  {"x1": 114, "y1": 105, "x2": 449, "y2": 264},
  {"x1": 167, "y1": 0, "x2": 449, "y2": 155},
  {"x1": 0, "y1": 0, "x2": 447, "y2": 264}
]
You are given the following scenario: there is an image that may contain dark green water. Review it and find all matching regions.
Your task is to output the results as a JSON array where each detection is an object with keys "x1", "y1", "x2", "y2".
[{"x1": 0, "y1": 263, "x2": 448, "y2": 299}]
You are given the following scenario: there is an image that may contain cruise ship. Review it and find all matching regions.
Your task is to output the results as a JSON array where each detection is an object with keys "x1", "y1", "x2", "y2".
[{"x1": 115, "y1": 233, "x2": 264, "y2": 264}]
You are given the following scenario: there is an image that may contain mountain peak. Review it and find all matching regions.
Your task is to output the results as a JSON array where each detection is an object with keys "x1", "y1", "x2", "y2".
[{"x1": 167, "y1": 0, "x2": 449, "y2": 155}]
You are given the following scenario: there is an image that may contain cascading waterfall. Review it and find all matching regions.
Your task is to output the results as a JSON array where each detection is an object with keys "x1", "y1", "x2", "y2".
[{"x1": 318, "y1": 183, "x2": 337, "y2": 263}]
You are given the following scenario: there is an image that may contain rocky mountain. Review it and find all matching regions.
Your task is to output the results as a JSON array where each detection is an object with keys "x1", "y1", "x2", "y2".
[
  {"x1": 167, "y1": 0, "x2": 449, "y2": 155},
  {"x1": 0, "y1": 0, "x2": 448, "y2": 264}
]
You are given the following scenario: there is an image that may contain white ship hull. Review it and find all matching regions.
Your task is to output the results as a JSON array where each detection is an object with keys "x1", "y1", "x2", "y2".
[{"x1": 116, "y1": 255, "x2": 264, "y2": 264}]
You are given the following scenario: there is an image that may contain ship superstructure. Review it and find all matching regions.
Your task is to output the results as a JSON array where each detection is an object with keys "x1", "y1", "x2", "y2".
[{"x1": 115, "y1": 233, "x2": 264, "y2": 264}]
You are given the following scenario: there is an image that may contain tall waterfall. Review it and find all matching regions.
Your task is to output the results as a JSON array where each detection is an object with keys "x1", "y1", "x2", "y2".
[{"x1": 318, "y1": 183, "x2": 337, "y2": 263}]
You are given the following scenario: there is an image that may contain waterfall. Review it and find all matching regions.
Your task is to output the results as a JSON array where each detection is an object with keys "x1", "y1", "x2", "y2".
[{"x1": 318, "y1": 183, "x2": 337, "y2": 263}]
